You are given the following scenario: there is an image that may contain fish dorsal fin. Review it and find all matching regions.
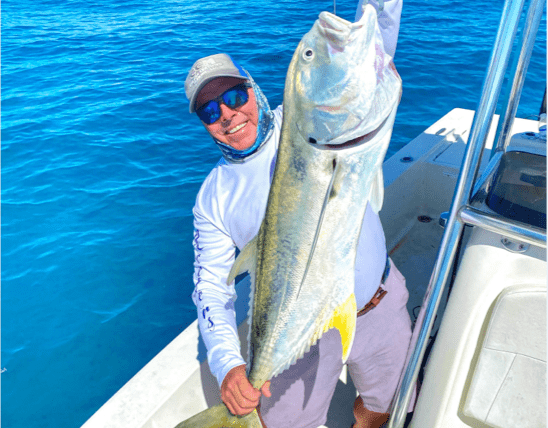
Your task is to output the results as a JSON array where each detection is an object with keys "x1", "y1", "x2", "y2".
[
  {"x1": 369, "y1": 167, "x2": 385, "y2": 214},
  {"x1": 227, "y1": 235, "x2": 258, "y2": 285},
  {"x1": 322, "y1": 293, "x2": 357, "y2": 362}
]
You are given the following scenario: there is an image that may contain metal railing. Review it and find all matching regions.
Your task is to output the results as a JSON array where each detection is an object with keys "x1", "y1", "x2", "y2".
[
  {"x1": 387, "y1": 0, "x2": 546, "y2": 426},
  {"x1": 493, "y1": 0, "x2": 546, "y2": 155}
]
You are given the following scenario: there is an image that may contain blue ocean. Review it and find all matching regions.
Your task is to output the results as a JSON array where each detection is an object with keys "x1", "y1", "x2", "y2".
[{"x1": 2, "y1": 0, "x2": 545, "y2": 426}]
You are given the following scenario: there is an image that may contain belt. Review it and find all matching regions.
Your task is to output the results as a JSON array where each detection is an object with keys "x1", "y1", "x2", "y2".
[{"x1": 357, "y1": 255, "x2": 390, "y2": 317}]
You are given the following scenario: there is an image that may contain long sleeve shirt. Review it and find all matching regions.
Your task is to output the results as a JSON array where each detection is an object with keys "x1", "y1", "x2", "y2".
[{"x1": 191, "y1": 0, "x2": 402, "y2": 388}]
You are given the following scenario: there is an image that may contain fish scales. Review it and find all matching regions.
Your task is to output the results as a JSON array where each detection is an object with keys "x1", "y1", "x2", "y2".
[{"x1": 175, "y1": 5, "x2": 401, "y2": 427}]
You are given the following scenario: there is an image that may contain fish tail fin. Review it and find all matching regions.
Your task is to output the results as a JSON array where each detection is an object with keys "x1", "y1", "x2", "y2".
[
  {"x1": 323, "y1": 293, "x2": 357, "y2": 363},
  {"x1": 174, "y1": 403, "x2": 263, "y2": 428}
]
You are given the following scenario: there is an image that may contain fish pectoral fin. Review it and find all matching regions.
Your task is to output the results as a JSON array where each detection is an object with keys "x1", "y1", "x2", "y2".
[
  {"x1": 322, "y1": 293, "x2": 357, "y2": 363},
  {"x1": 227, "y1": 235, "x2": 258, "y2": 285},
  {"x1": 369, "y1": 168, "x2": 384, "y2": 214},
  {"x1": 174, "y1": 403, "x2": 263, "y2": 428}
]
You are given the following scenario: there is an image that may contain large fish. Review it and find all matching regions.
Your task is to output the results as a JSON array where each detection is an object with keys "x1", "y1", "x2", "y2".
[{"x1": 176, "y1": 5, "x2": 401, "y2": 428}]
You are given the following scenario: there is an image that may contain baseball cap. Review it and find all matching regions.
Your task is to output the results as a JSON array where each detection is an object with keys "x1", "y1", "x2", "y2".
[{"x1": 185, "y1": 53, "x2": 249, "y2": 113}]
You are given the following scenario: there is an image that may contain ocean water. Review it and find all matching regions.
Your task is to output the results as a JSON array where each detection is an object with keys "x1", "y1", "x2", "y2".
[{"x1": 1, "y1": 0, "x2": 545, "y2": 427}]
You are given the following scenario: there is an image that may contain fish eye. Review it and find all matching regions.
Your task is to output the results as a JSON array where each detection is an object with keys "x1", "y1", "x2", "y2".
[{"x1": 303, "y1": 48, "x2": 315, "y2": 61}]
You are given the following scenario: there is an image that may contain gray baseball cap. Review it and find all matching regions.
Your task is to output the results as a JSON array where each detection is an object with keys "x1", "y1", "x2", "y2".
[{"x1": 185, "y1": 53, "x2": 249, "y2": 113}]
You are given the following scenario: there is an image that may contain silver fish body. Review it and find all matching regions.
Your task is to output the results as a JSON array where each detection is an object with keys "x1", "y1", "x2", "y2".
[
  {"x1": 244, "y1": 4, "x2": 401, "y2": 389},
  {"x1": 175, "y1": 5, "x2": 401, "y2": 428}
]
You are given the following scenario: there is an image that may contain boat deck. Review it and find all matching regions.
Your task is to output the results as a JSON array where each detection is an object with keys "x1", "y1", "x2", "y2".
[
  {"x1": 81, "y1": 109, "x2": 544, "y2": 428},
  {"x1": 321, "y1": 196, "x2": 450, "y2": 427},
  {"x1": 320, "y1": 107, "x2": 540, "y2": 427}
]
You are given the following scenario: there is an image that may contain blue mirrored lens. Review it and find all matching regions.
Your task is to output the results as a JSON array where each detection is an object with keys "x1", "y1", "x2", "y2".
[
  {"x1": 223, "y1": 87, "x2": 248, "y2": 109},
  {"x1": 197, "y1": 85, "x2": 249, "y2": 125},
  {"x1": 197, "y1": 101, "x2": 221, "y2": 124}
]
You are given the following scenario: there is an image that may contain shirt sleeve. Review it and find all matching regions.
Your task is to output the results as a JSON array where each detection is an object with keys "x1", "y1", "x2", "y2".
[
  {"x1": 191, "y1": 198, "x2": 246, "y2": 388},
  {"x1": 355, "y1": 0, "x2": 402, "y2": 59}
]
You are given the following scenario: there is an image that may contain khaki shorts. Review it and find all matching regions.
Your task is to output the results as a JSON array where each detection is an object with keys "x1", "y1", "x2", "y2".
[{"x1": 260, "y1": 260, "x2": 416, "y2": 428}]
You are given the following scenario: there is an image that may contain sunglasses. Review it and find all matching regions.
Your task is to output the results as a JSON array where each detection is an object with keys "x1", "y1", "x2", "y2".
[{"x1": 196, "y1": 83, "x2": 251, "y2": 125}]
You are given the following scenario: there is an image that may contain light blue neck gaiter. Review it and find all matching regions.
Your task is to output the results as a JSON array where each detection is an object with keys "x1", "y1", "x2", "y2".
[{"x1": 213, "y1": 69, "x2": 275, "y2": 164}]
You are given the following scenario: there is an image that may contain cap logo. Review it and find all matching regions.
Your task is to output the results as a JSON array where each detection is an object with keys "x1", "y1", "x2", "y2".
[
  {"x1": 186, "y1": 54, "x2": 248, "y2": 112},
  {"x1": 188, "y1": 57, "x2": 229, "y2": 91}
]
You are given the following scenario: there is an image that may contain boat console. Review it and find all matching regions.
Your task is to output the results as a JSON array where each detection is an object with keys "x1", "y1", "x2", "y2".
[{"x1": 485, "y1": 150, "x2": 546, "y2": 230}]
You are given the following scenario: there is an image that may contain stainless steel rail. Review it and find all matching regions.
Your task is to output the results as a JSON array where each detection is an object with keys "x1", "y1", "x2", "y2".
[
  {"x1": 493, "y1": 0, "x2": 546, "y2": 155},
  {"x1": 386, "y1": 0, "x2": 544, "y2": 426},
  {"x1": 459, "y1": 206, "x2": 547, "y2": 248}
]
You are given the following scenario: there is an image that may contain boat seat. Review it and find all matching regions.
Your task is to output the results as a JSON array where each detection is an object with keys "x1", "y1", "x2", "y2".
[{"x1": 463, "y1": 285, "x2": 546, "y2": 428}]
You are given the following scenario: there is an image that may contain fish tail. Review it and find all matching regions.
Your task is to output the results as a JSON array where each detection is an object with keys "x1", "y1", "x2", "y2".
[{"x1": 173, "y1": 403, "x2": 263, "y2": 428}]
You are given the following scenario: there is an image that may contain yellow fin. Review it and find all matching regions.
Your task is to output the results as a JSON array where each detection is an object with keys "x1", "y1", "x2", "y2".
[
  {"x1": 322, "y1": 293, "x2": 357, "y2": 362},
  {"x1": 227, "y1": 235, "x2": 257, "y2": 285}
]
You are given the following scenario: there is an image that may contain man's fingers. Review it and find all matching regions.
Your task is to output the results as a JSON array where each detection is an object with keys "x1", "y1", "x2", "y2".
[
  {"x1": 261, "y1": 381, "x2": 272, "y2": 398},
  {"x1": 227, "y1": 395, "x2": 258, "y2": 415},
  {"x1": 223, "y1": 378, "x2": 261, "y2": 415},
  {"x1": 237, "y1": 378, "x2": 262, "y2": 401},
  {"x1": 234, "y1": 380, "x2": 261, "y2": 410},
  {"x1": 220, "y1": 366, "x2": 271, "y2": 415},
  {"x1": 224, "y1": 390, "x2": 256, "y2": 415},
  {"x1": 224, "y1": 399, "x2": 237, "y2": 416}
]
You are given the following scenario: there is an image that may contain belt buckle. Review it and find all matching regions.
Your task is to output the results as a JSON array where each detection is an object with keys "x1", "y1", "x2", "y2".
[
  {"x1": 357, "y1": 286, "x2": 388, "y2": 317},
  {"x1": 372, "y1": 287, "x2": 388, "y2": 304}
]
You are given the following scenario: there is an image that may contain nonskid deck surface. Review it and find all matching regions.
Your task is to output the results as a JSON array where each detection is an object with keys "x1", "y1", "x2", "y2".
[
  {"x1": 321, "y1": 210, "x2": 446, "y2": 428},
  {"x1": 390, "y1": 209, "x2": 456, "y2": 332}
]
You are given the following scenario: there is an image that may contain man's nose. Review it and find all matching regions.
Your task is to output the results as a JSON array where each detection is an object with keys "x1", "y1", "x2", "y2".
[{"x1": 219, "y1": 103, "x2": 237, "y2": 124}]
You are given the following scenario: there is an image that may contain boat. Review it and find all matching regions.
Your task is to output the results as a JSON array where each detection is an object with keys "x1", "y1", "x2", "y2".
[{"x1": 81, "y1": 0, "x2": 546, "y2": 426}]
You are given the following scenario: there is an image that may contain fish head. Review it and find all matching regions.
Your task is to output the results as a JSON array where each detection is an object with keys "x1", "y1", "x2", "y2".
[{"x1": 285, "y1": 5, "x2": 402, "y2": 148}]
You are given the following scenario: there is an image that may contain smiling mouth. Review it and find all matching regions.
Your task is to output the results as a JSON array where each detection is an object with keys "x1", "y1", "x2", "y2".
[{"x1": 227, "y1": 121, "x2": 248, "y2": 134}]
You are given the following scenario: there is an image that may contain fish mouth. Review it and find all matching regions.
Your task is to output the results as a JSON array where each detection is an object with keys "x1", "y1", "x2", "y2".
[
  {"x1": 317, "y1": 11, "x2": 366, "y2": 48},
  {"x1": 307, "y1": 114, "x2": 390, "y2": 151},
  {"x1": 319, "y1": 12, "x2": 352, "y2": 32},
  {"x1": 316, "y1": 105, "x2": 345, "y2": 113},
  {"x1": 318, "y1": 12, "x2": 352, "y2": 48}
]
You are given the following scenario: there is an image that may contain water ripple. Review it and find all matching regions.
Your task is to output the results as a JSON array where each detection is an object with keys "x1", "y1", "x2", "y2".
[{"x1": 1, "y1": 0, "x2": 545, "y2": 427}]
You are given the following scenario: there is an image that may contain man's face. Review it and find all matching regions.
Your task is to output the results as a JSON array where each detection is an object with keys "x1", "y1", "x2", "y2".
[{"x1": 196, "y1": 77, "x2": 259, "y2": 151}]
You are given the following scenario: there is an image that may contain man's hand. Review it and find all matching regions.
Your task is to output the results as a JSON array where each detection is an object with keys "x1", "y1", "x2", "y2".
[{"x1": 221, "y1": 364, "x2": 272, "y2": 415}]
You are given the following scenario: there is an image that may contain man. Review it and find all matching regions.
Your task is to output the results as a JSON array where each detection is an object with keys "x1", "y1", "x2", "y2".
[{"x1": 186, "y1": 1, "x2": 413, "y2": 427}]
